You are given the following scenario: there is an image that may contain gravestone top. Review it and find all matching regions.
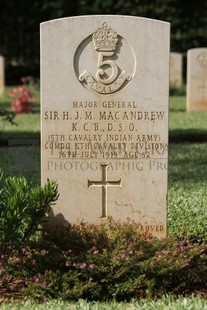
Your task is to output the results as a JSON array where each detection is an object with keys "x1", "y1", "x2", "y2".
[
  {"x1": 170, "y1": 52, "x2": 183, "y2": 88},
  {"x1": 187, "y1": 47, "x2": 207, "y2": 112},
  {"x1": 41, "y1": 15, "x2": 170, "y2": 238}
]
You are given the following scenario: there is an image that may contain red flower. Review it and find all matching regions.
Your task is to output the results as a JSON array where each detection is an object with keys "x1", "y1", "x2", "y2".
[{"x1": 8, "y1": 78, "x2": 35, "y2": 114}]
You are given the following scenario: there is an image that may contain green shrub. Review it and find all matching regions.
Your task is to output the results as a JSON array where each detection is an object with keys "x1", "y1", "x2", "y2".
[
  {"x1": 0, "y1": 220, "x2": 205, "y2": 302},
  {"x1": 0, "y1": 171, "x2": 59, "y2": 245},
  {"x1": 169, "y1": 84, "x2": 186, "y2": 96},
  {"x1": 0, "y1": 110, "x2": 16, "y2": 125}
]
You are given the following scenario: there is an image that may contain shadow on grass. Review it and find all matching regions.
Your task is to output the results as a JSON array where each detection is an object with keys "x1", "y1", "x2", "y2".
[
  {"x1": 168, "y1": 143, "x2": 207, "y2": 184},
  {"x1": 169, "y1": 129, "x2": 207, "y2": 143},
  {"x1": 169, "y1": 107, "x2": 185, "y2": 112},
  {"x1": 1, "y1": 129, "x2": 207, "y2": 144},
  {"x1": 0, "y1": 131, "x2": 40, "y2": 145},
  {"x1": 0, "y1": 144, "x2": 40, "y2": 184}
]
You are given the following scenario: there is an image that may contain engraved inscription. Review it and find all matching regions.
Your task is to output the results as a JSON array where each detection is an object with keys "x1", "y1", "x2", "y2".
[
  {"x1": 88, "y1": 164, "x2": 122, "y2": 218},
  {"x1": 43, "y1": 99, "x2": 168, "y2": 161}
]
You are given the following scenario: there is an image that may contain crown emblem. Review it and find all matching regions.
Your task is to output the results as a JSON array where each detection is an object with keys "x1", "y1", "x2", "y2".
[{"x1": 92, "y1": 22, "x2": 118, "y2": 52}]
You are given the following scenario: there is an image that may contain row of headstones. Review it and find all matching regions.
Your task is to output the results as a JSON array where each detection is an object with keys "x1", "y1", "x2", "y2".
[
  {"x1": 170, "y1": 49, "x2": 207, "y2": 111},
  {"x1": 1, "y1": 48, "x2": 207, "y2": 112}
]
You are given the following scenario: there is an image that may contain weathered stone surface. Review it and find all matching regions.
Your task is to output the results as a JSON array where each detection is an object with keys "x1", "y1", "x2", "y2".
[
  {"x1": 187, "y1": 48, "x2": 207, "y2": 111},
  {"x1": 41, "y1": 15, "x2": 170, "y2": 238}
]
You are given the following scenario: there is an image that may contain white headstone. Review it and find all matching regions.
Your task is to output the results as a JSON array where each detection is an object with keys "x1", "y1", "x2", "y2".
[
  {"x1": 187, "y1": 48, "x2": 207, "y2": 112},
  {"x1": 41, "y1": 15, "x2": 170, "y2": 238},
  {"x1": 170, "y1": 52, "x2": 183, "y2": 88},
  {"x1": 0, "y1": 56, "x2": 5, "y2": 96}
]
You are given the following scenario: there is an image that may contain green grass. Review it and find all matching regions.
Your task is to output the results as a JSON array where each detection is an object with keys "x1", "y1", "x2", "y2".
[
  {"x1": 0, "y1": 295, "x2": 207, "y2": 309},
  {"x1": 0, "y1": 145, "x2": 40, "y2": 184},
  {"x1": 0, "y1": 113, "x2": 40, "y2": 140},
  {"x1": 169, "y1": 143, "x2": 207, "y2": 185},
  {"x1": 169, "y1": 96, "x2": 207, "y2": 141},
  {"x1": 0, "y1": 85, "x2": 40, "y2": 141},
  {"x1": 168, "y1": 143, "x2": 207, "y2": 239}
]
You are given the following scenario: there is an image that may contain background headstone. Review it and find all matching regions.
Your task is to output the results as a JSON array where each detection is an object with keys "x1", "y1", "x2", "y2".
[
  {"x1": 169, "y1": 52, "x2": 183, "y2": 89},
  {"x1": 0, "y1": 56, "x2": 5, "y2": 96},
  {"x1": 187, "y1": 48, "x2": 207, "y2": 112},
  {"x1": 41, "y1": 15, "x2": 170, "y2": 238}
]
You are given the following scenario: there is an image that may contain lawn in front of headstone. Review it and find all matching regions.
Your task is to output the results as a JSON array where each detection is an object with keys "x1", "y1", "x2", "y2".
[
  {"x1": 0, "y1": 295, "x2": 207, "y2": 309},
  {"x1": 170, "y1": 96, "x2": 207, "y2": 142},
  {"x1": 0, "y1": 90, "x2": 206, "y2": 303}
]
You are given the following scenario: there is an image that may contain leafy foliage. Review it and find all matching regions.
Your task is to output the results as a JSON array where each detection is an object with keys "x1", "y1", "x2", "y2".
[
  {"x1": 0, "y1": 110, "x2": 16, "y2": 125},
  {"x1": 0, "y1": 171, "x2": 59, "y2": 245},
  {"x1": 0, "y1": 220, "x2": 206, "y2": 301}
]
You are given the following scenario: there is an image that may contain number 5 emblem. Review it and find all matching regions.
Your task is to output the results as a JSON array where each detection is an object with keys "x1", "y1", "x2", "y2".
[{"x1": 78, "y1": 22, "x2": 133, "y2": 94}]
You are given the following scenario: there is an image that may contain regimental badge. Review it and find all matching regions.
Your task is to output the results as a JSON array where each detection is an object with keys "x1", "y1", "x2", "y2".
[{"x1": 75, "y1": 22, "x2": 135, "y2": 94}]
